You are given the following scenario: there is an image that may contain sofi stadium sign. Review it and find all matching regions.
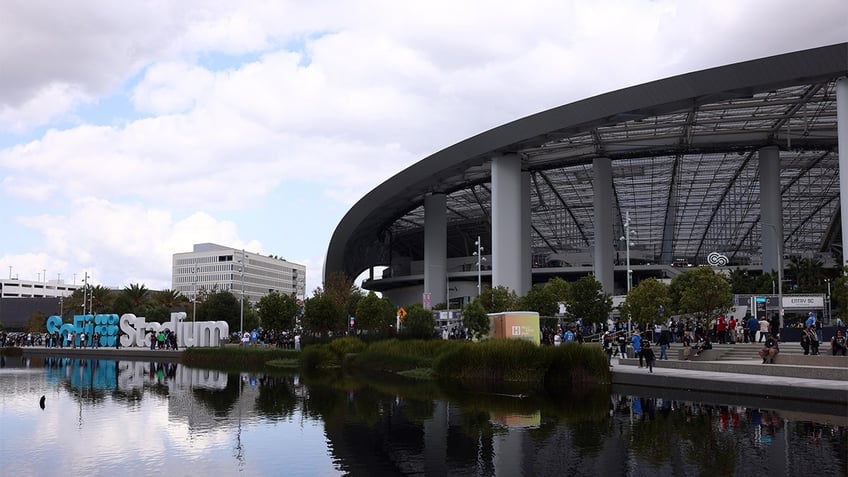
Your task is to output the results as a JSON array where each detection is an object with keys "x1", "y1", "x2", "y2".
[{"x1": 45, "y1": 312, "x2": 228, "y2": 348}]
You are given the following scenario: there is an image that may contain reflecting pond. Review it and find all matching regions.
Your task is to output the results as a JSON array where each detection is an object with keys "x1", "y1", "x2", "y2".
[{"x1": 0, "y1": 355, "x2": 845, "y2": 476}]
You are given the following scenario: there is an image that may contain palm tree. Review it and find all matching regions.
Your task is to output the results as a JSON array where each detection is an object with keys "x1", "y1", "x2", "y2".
[
  {"x1": 153, "y1": 289, "x2": 185, "y2": 308},
  {"x1": 787, "y1": 257, "x2": 824, "y2": 293}
]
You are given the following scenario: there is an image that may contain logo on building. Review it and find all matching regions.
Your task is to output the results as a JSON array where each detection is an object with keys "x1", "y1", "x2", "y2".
[{"x1": 707, "y1": 252, "x2": 729, "y2": 267}]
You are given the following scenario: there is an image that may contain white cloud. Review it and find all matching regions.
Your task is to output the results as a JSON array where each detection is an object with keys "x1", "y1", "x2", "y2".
[{"x1": 0, "y1": 0, "x2": 845, "y2": 295}]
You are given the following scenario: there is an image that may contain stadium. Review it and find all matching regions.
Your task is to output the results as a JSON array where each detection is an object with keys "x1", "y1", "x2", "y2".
[{"x1": 325, "y1": 43, "x2": 848, "y2": 311}]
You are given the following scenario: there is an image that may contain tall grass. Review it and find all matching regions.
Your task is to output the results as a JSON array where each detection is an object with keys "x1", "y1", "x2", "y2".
[{"x1": 182, "y1": 346, "x2": 299, "y2": 371}]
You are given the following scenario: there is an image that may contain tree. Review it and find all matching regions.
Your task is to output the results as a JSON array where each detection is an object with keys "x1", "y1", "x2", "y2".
[
  {"x1": 257, "y1": 292, "x2": 299, "y2": 331},
  {"x1": 203, "y1": 290, "x2": 242, "y2": 332},
  {"x1": 89, "y1": 285, "x2": 114, "y2": 315},
  {"x1": 321, "y1": 271, "x2": 362, "y2": 317},
  {"x1": 478, "y1": 285, "x2": 519, "y2": 313},
  {"x1": 153, "y1": 289, "x2": 186, "y2": 309},
  {"x1": 619, "y1": 278, "x2": 672, "y2": 330},
  {"x1": 675, "y1": 267, "x2": 733, "y2": 324},
  {"x1": 302, "y1": 293, "x2": 344, "y2": 335},
  {"x1": 355, "y1": 292, "x2": 396, "y2": 333},
  {"x1": 727, "y1": 268, "x2": 760, "y2": 295},
  {"x1": 787, "y1": 256, "x2": 825, "y2": 293},
  {"x1": 26, "y1": 311, "x2": 46, "y2": 333},
  {"x1": 462, "y1": 300, "x2": 490, "y2": 340},
  {"x1": 400, "y1": 303, "x2": 436, "y2": 339},
  {"x1": 562, "y1": 275, "x2": 612, "y2": 325},
  {"x1": 518, "y1": 283, "x2": 557, "y2": 316}
]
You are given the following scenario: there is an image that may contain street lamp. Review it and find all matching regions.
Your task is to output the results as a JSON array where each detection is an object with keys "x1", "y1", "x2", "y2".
[
  {"x1": 473, "y1": 236, "x2": 486, "y2": 296},
  {"x1": 620, "y1": 211, "x2": 636, "y2": 293},
  {"x1": 763, "y1": 222, "x2": 784, "y2": 329},
  {"x1": 192, "y1": 266, "x2": 197, "y2": 322},
  {"x1": 238, "y1": 249, "x2": 246, "y2": 337},
  {"x1": 826, "y1": 278, "x2": 832, "y2": 324}
]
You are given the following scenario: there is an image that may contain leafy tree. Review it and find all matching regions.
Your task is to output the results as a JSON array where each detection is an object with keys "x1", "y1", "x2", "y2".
[
  {"x1": 462, "y1": 300, "x2": 490, "y2": 340},
  {"x1": 320, "y1": 271, "x2": 362, "y2": 317},
  {"x1": 562, "y1": 275, "x2": 612, "y2": 325},
  {"x1": 400, "y1": 303, "x2": 436, "y2": 339},
  {"x1": 619, "y1": 278, "x2": 672, "y2": 330},
  {"x1": 354, "y1": 292, "x2": 396, "y2": 333},
  {"x1": 27, "y1": 311, "x2": 46, "y2": 333},
  {"x1": 675, "y1": 267, "x2": 733, "y2": 323},
  {"x1": 478, "y1": 285, "x2": 519, "y2": 313},
  {"x1": 302, "y1": 293, "x2": 344, "y2": 335},
  {"x1": 518, "y1": 283, "x2": 557, "y2": 316},
  {"x1": 544, "y1": 277, "x2": 570, "y2": 304},
  {"x1": 203, "y1": 290, "x2": 242, "y2": 332},
  {"x1": 257, "y1": 292, "x2": 299, "y2": 331},
  {"x1": 831, "y1": 265, "x2": 848, "y2": 319}
]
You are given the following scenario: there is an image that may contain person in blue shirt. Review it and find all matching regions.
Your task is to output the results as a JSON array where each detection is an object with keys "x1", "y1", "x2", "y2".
[
  {"x1": 563, "y1": 326, "x2": 576, "y2": 343},
  {"x1": 805, "y1": 312, "x2": 816, "y2": 328},
  {"x1": 747, "y1": 314, "x2": 759, "y2": 343},
  {"x1": 632, "y1": 331, "x2": 643, "y2": 367}
]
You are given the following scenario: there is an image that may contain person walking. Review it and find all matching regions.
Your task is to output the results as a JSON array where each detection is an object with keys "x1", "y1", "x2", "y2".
[
  {"x1": 642, "y1": 341, "x2": 656, "y2": 373},
  {"x1": 632, "y1": 331, "x2": 643, "y2": 368},
  {"x1": 657, "y1": 328, "x2": 671, "y2": 360},
  {"x1": 746, "y1": 314, "x2": 758, "y2": 343},
  {"x1": 758, "y1": 316, "x2": 770, "y2": 342}
]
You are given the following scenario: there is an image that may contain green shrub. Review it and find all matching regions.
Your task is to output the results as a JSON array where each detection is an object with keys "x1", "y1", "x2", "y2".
[
  {"x1": 327, "y1": 336, "x2": 367, "y2": 359},
  {"x1": 300, "y1": 344, "x2": 338, "y2": 370}
]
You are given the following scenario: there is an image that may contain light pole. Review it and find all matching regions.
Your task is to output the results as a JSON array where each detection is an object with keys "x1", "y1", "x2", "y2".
[
  {"x1": 826, "y1": 278, "x2": 832, "y2": 324},
  {"x1": 239, "y1": 249, "x2": 246, "y2": 337},
  {"x1": 473, "y1": 236, "x2": 486, "y2": 296},
  {"x1": 192, "y1": 266, "x2": 197, "y2": 322},
  {"x1": 82, "y1": 272, "x2": 89, "y2": 315},
  {"x1": 763, "y1": 223, "x2": 784, "y2": 329},
  {"x1": 621, "y1": 211, "x2": 635, "y2": 293}
]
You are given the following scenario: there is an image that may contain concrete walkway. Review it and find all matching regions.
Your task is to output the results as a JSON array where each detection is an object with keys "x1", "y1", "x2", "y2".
[{"x1": 611, "y1": 355, "x2": 848, "y2": 406}]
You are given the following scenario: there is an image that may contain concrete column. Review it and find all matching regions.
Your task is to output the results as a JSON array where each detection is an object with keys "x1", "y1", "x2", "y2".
[
  {"x1": 492, "y1": 154, "x2": 523, "y2": 294},
  {"x1": 521, "y1": 171, "x2": 532, "y2": 295},
  {"x1": 424, "y1": 193, "x2": 447, "y2": 307},
  {"x1": 593, "y1": 157, "x2": 614, "y2": 294},
  {"x1": 759, "y1": 145, "x2": 782, "y2": 275},
  {"x1": 838, "y1": 78, "x2": 848, "y2": 268}
]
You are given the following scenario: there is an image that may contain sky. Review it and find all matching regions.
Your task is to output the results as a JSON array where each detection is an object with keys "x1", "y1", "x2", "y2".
[{"x1": 0, "y1": 1, "x2": 846, "y2": 296}]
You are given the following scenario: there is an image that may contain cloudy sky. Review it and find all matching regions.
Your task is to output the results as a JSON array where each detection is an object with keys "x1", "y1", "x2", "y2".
[{"x1": 0, "y1": 1, "x2": 845, "y2": 296}]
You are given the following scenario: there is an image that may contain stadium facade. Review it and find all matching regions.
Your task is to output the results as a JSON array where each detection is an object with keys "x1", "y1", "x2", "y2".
[{"x1": 325, "y1": 43, "x2": 848, "y2": 309}]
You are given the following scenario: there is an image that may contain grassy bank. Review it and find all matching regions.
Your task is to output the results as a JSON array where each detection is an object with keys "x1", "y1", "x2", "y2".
[
  {"x1": 306, "y1": 337, "x2": 611, "y2": 388},
  {"x1": 181, "y1": 345, "x2": 301, "y2": 372},
  {"x1": 180, "y1": 338, "x2": 611, "y2": 389}
]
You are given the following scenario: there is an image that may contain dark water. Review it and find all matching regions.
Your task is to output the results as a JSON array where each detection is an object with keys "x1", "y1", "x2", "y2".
[{"x1": 0, "y1": 355, "x2": 845, "y2": 476}]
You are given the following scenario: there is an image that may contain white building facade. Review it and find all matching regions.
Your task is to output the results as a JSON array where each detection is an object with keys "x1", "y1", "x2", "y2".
[
  {"x1": 172, "y1": 243, "x2": 306, "y2": 304},
  {"x1": 0, "y1": 278, "x2": 79, "y2": 299}
]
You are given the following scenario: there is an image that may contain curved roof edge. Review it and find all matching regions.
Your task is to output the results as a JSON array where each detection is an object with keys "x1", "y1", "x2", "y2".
[{"x1": 324, "y1": 42, "x2": 848, "y2": 282}]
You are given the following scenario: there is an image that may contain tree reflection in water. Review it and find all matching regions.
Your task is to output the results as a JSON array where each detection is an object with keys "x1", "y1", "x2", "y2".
[{"x1": 1, "y1": 356, "x2": 843, "y2": 476}]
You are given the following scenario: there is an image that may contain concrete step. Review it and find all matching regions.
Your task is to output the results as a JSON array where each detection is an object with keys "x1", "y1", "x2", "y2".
[{"x1": 618, "y1": 357, "x2": 848, "y2": 381}]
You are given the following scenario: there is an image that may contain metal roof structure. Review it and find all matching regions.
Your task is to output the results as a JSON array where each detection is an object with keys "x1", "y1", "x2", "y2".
[{"x1": 325, "y1": 43, "x2": 848, "y2": 291}]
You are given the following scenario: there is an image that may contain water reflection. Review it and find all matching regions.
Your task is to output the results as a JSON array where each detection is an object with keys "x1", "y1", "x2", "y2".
[{"x1": 0, "y1": 356, "x2": 845, "y2": 476}]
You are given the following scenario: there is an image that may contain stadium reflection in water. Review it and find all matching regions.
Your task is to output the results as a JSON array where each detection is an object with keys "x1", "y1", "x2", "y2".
[{"x1": 0, "y1": 355, "x2": 845, "y2": 476}]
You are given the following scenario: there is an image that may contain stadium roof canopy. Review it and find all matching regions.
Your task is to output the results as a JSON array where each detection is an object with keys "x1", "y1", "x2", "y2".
[{"x1": 325, "y1": 43, "x2": 848, "y2": 287}]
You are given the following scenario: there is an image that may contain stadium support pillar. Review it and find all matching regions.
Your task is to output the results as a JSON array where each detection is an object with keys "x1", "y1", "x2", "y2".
[
  {"x1": 424, "y1": 192, "x2": 447, "y2": 308},
  {"x1": 521, "y1": 171, "x2": 532, "y2": 295},
  {"x1": 492, "y1": 154, "x2": 528, "y2": 296},
  {"x1": 838, "y1": 77, "x2": 848, "y2": 269},
  {"x1": 593, "y1": 157, "x2": 614, "y2": 294},
  {"x1": 759, "y1": 145, "x2": 782, "y2": 276}
]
